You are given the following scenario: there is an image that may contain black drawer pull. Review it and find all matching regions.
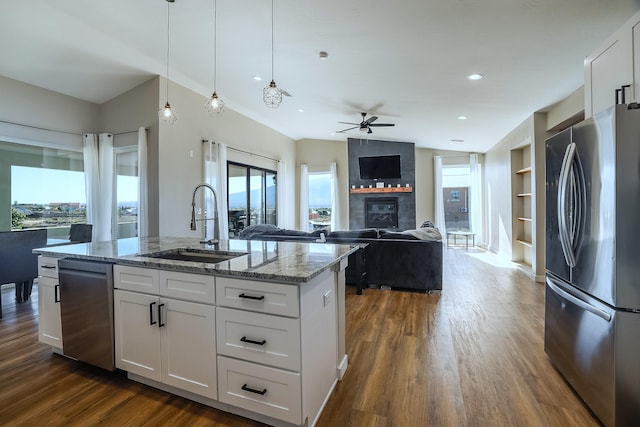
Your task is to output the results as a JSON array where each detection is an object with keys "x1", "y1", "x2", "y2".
[
  {"x1": 238, "y1": 293, "x2": 265, "y2": 301},
  {"x1": 149, "y1": 302, "x2": 157, "y2": 325},
  {"x1": 241, "y1": 384, "x2": 267, "y2": 395},
  {"x1": 42, "y1": 265, "x2": 57, "y2": 269},
  {"x1": 158, "y1": 303, "x2": 165, "y2": 327},
  {"x1": 54, "y1": 284, "x2": 60, "y2": 303},
  {"x1": 240, "y1": 336, "x2": 266, "y2": 346}
]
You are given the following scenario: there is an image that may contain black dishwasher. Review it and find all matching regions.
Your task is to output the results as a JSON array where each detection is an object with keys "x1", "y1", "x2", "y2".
[{"x1": 57, "y1": 258, "x2": 115, "y2": 371}]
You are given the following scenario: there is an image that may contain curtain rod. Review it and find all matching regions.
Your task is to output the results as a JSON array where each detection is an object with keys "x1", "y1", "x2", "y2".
[
  {"x1": 0, "y1": 119, "x2": 147, "y2": 137},
  {"x1": 202, "y1": 139, "x2": 280, "y2": 163},
  {"x1": 113, "y1": 128, "x2": 148, "y2": 136},
  {"x1": 0, "y1": 119, "x2": 82, "y2": 136}
]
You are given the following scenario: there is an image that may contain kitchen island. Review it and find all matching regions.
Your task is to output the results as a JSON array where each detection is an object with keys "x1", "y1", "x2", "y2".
[{"x1": 34, "y1": 236, "x2": 357, "y2": 427}]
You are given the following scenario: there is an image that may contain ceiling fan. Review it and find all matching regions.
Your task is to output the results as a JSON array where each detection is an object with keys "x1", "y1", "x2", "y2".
[{"x1": 336, "y1": 112, "x2": 395, "y2": 134}]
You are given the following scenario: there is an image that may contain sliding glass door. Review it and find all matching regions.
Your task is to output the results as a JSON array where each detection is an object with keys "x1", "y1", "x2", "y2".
[{"x1": 227, "y1": 162, "x2": 277, "y2": 236}]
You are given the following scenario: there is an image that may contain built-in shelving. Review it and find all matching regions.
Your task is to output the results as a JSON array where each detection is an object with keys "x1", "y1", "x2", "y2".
[
  {"x1": 350, "y1": 186, "x2": 412, "y2": 194},
  {"x1": 517, "y1": 239, "x2": 533, "y2": 248},
  {"x1": 511, "y1": 144, "x2": 533, "y2": 271}
]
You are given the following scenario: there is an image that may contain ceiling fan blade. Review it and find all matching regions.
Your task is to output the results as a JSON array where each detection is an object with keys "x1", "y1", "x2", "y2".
[
  {"x1": 338, "y1": 121, "x2": 360, "y2": 125},
  {"x1": 281, "y1": 89, "x2": 292, "y2": 97},
  {"x1": 336, "y1": 126, "x2": 359, "y2": 133},
  {"x1": 364, "y1": 116, "x2": 378, "y2": 125},
  {"x1": 369, "y1": 123, "x2": 395, "y2": 127}
]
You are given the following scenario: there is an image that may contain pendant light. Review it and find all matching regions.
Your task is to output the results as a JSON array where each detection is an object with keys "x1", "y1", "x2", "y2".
[
  {"x1": 205, "y1": 0, "x2": 225, "y2": 116},
  {"x1": 263, "y1": 0, "x2": 282, "y2": 108},
  {"x1": 159, "y1": 0, "x2": 177, "y2": 125}
]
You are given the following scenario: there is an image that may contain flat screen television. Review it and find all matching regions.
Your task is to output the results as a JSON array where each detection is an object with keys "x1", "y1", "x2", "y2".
[{"x1": 358, "y1": 155, "x2": 402, "y2": 180}]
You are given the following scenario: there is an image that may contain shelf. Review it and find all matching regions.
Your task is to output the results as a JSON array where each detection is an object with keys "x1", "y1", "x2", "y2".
[
  {"x1": 517, "y1": 217, "x2": 532, "y2": 222},
  {"x1": 516, "y1": 239, "x2": 533, "y2": 248},
  {"x1": 517, "y1": 192, "x2": 532, "y2": 197},
  {"x1": 350, "y1": 187, "x2": 413, "y2": 194},
  {"x1": 516, "y1": 166, "x2": 532, "y2": 175}
]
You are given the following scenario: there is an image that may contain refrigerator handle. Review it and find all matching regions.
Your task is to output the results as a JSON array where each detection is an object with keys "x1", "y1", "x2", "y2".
[
  {"x1": 546, "y1": 276, "x2": 612, "y2": 322},
  {"x1": 558, "y1": 142, "x2": 577, "y2": 267}
]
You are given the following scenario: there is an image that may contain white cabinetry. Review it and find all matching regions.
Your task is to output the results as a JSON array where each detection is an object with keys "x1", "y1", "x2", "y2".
[
  {"x1": 37, "y1": 256, "x2": 62, "y2": 350},
  {"x1": 113, "y1": 265, "x2": 217, "y2": 399},
  {"x1": 585, "y1": 10, "x2": 640, "y2": 117},
  {"x1": 216, "y1": 271, "x2": 337, "y2": 426}
]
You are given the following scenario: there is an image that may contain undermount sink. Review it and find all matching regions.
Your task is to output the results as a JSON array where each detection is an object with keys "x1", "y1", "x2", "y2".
[{"x1": 141, "y1": 248, "x2": 246, "y2": 264}]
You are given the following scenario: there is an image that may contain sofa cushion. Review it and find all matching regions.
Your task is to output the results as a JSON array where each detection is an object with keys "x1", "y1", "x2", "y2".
[
  {"x1": 379, "y1": 231, "x2": 420, "y2": 240},
  {"x1": 328, "y1": 229, "x2": 379, "y2": 239},
  {"x1": 238, "y1": 224, "x2": 281, "y2": 239}
]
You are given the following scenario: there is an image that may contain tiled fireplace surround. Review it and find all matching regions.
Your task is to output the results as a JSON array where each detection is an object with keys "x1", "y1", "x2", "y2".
[{"x1": 347, "y1": 138, "x2": 416, "y2": 230}]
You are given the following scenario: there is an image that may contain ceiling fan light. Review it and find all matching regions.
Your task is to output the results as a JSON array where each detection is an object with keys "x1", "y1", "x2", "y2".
[
  {"x1": 359, "y1": 126, "x2": 368, "y2": 133},
  {"x1": 205, "y1": 92, "x2": 225, "y2": 116},
  {"x1": 263, "y1": 80, "x2": 282, "y2": 108},
  {"x1": 159, "y1": 102, "x2": 177, "y2": 125}
]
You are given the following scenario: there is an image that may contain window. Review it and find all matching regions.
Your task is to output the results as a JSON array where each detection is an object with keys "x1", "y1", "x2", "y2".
[
  {"x1": 3, "y1": 141, "x2": 85, "y2": 240},
  {"x1": 114, "y1": 148, "x2": 138, "y2": 239},
  {"x1": 305, "y1": 172, "x2": 332, "y2": 232},
  {"x1": 227, "y1": 162, "x2": 277, "y2": 236},
  {"x1": 442, "y1": 165, "x2": 470, "y2": 232}
]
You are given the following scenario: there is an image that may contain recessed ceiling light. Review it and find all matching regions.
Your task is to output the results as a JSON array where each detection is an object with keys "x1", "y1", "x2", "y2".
[
  {"x1": 468, "y1": 73, "x2": 484, "y2": 80},
  {"x1": 297, "y1": 109, "x2": 304, "y2": 113},
  {"x1": 252, "y1": 75, "x2": 263, "y2": 81},
  {"x1": 457, "y1": 115, "x2": 468, "y2": 120}
]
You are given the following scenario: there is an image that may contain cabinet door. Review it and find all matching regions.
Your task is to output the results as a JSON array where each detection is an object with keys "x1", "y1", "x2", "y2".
[
  {"x1": 113, "y1": 290, "x2": 161, "y2": 381},
  {"x1": 585, "y1": 34, "x2": 632, "y2": 117},
  {"x1": 161, "y1": 298, "x2": 217, "y2": 399},
  {"x1": 37, "y1": 277, "x2": 62, "y2": 349}
]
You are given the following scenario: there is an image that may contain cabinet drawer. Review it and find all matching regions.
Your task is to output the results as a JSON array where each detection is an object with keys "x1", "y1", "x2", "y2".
[
  {"x1": 38, "y1": 256, "x2": 60, "y2": 278},
  {"x1": 159, "y1": 270, "x2": 215, "y2": 304},
  {"x1": 217, "y1": 356, "x2": 302, "y2": 425},
  {"x1": 216, "y1": 307, "x2": 301, "y2": 371},
  {"x1": 216, "y1": 277, "x2": 299, "y2": 317},
  {"x1": 114, "y1": 265, "x2": 159, "y2": 294}
]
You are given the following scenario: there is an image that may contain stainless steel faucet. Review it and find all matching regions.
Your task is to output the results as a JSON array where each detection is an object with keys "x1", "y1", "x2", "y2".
[{"x1": 190, "y1": 183, "x2": 219, "y2": 246}]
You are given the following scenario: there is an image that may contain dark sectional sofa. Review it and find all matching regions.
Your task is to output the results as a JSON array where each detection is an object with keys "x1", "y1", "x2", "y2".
[{"x1": 238, "y1": 225, "x2": 443, "y2": 294}]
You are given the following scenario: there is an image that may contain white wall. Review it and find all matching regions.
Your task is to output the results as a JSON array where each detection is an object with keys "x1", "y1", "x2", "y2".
[
  {"x1": 0, "y1": 76, "x2": 100, "y2": 231},
  {"x1": 156, "y1": 78, "x2": 296, "y2": 237}
]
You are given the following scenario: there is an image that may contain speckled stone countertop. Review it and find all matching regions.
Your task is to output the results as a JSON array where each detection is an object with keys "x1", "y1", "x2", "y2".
[{"x1": 33, "y1": 236, "x2": 358, "y2": 283}]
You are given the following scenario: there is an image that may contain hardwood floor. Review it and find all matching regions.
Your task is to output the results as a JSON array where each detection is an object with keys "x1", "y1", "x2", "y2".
[{"x1": 0, "y1": 248, "x2": 599, "y2": 426}]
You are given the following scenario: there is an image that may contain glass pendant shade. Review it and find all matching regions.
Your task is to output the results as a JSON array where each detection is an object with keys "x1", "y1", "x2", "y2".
[
  {"x1": 205, "y1": 92, "x2": 225, "y2": 116},
  {"x1": 263, "y1": 80, "x2": 282, "y2": 108},
  {"x1": 159, "y1": 101, "x2": 177, "y2": 125}
]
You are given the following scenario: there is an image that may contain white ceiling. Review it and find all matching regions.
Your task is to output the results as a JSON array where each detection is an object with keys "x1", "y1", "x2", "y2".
[{"x1": 1, "y1": 0, "x2": 639, "y2": 152}]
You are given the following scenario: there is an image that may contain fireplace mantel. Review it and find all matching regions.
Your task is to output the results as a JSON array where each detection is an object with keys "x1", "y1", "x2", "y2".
[{"x1": 350, "y1": 186, "x2": 412, "y2": 194}]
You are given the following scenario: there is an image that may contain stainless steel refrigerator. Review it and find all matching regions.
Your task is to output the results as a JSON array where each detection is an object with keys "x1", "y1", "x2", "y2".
[{"x1": 545, "y1": 104, "x2": 640, "y2": 426}]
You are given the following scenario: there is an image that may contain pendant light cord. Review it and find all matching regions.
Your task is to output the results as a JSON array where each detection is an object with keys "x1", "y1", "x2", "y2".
[
  {"x1": 270, "y1": 0, "x2": 274, "y2": 81},
  {"x1": 165, "y1": 0, "x2": 171, "y2": 102},
  {"x1": 213, "y1": 0, "x2": 217, "y2": 91}
]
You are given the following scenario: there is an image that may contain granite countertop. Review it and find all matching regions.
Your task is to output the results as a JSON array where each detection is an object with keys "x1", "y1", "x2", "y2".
[{"x1": 33, "y1": 236, "x2": 358, "y2": 283}]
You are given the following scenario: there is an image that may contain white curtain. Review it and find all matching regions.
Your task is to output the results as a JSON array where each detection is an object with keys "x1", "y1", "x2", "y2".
[
  {"x1": 97, "y1": 133, "x2": 113, "y2": 242},
  {"x1": 330, "y1": 162, "x2": 339, "y2": 231},
  {"x1": 137, "y1": 127, "x2": 149, "y2": 237},
  {"x1": 434, "y1": 156, "x2": 446, "y2": 236},
  {"x1": 82, "y1": 133, "x2": 113, "y2": 242},
  {"x1": 299, "y1": 164, "x2": 309, "y2": 231},
  {"x1": 276, "y1": 159, "x2": 290, "y2": 229},
  {"x1": 203, "y1": 140, "x2": 229, "y2": 241},
  {"x1": 469, "y1": 153, "x2": 483, "y2": 246},
  {"x1": 83, "y1": 134, "x2": 100, "y2": 242}
]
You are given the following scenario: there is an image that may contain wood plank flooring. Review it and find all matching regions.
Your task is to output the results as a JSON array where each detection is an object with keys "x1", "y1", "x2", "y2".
[{"x1": 0, "y1": 248, "x2": 599, "y2": 426}]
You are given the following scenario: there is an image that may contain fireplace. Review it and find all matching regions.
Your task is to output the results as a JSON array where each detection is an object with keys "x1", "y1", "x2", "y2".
[{"x1": 365, "y1": 198, "x2": 398, "y2": 229}]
